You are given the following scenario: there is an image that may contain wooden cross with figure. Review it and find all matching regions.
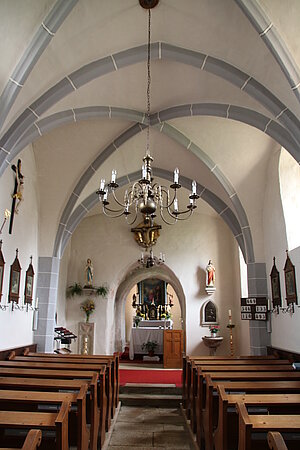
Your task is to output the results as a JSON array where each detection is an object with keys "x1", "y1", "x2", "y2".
[{"x1": 9, "y1": 159, "x2": 24, "y2": 234}]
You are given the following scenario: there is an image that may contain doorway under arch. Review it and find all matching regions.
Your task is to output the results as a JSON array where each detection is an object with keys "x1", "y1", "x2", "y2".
[{"x1": 114, "y1": 263, "x2": 187, "y2": 353}]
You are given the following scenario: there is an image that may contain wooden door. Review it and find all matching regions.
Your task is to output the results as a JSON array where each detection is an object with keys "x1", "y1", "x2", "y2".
[{"x1": 163, "y1": 330, "x2": 183, "y2": 368}]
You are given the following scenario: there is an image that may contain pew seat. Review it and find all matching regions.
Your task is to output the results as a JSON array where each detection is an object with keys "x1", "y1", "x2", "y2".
[
  {"x1": 214, "y1": 387, "x2": 300, "y2": 450},
  {"x1": 0, "y1": 429, "x2": 42, "y2": 450},
  {"x1": 0, "y1": 388, "x2": 89, "y2": 450},
  {"x1": 268, "y1": 432, "x2": 288, "y2": 450},
  {"x1": 0, "y1": 401, "x2": 70, "y2": 450},
  {"x1": 237, "y1": 402, "x2": 300, "y2": 450}
]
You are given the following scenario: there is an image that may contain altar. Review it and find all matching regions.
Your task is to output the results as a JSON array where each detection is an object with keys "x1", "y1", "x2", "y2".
[{"x1": 129, "y1": 327, "x2": 164, "y2": 360}]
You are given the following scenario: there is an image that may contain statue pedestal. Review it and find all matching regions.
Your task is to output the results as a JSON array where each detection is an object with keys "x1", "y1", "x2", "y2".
[
  {"x1": 78, "y1": 322, "x2": 95, "y2": 355},
  {"x1": 202, "y1": 336, "x2": 223, "y2": 356}
]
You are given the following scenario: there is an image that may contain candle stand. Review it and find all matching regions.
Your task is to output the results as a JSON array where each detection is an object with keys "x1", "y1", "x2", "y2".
[{"x1": 227, "y1": 323, "x2": 235, "y2": 356}]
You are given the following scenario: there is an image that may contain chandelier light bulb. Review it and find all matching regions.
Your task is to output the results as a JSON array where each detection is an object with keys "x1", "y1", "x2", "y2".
[
  {"x1": 100, "y1": 179, "x2": 105, "y2": 191},
  {"x1": 111, "y1": 169, "x2": 117, "y2": 183},
  {"x1": 174, "y1": 168, "x2": 179, "y2": 184}
]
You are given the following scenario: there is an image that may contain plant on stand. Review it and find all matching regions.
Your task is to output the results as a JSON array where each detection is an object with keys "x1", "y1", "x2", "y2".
[
  {"x1": 80, "y1": 299, "x2": 95, "y2": 322},
  {"x1": 209, "y1": 324, "x2": 220, "y2": 337},
  {"x1": 142, "y1": 340, "x2": 158, "y2": 357}
]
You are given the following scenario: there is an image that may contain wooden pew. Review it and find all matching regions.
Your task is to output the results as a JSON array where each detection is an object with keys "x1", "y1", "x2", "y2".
[
  {"x1": 0, "y1": 359, "x2": 112, "y2": 432},
  {"x1": 0, "y1": 372, "x2": 103, "y2": 450},
  {"x1": 12, "y1": 352, "x2": 119, "y2": 416},
  {"x1": 0, "y1": 387, "x2": 89, "y2": 450},
  {"x1": 0, "y1": 400, "x2": 70, "y2": 450},
  {"x1": 268, "y1": 432, "x2": 288, "y2": 450},
  {"x1": 182, "y1": 355, "x2": 280, "y2": 412},
  {"x1": 237, "y1": 401, "x2": 300, "y2": 450},
  {"x1": 18, "y1": 351, "x2": 119, "y2": 411},
  {"x1": 0, "y1": 429, "x2": 42, "y2": 450},
  {"x1": 183, "y1": 355, "x2": 281, "y2": 418},
  {"x1": 190, "y1": 362, "x2": 293, "y2": 435},
  {"x1": 197, "y1": 371, "x2": 300, "y2": 449},
  {"x1": 214, "y1": 385, "x2": 300, "y2": 450}
]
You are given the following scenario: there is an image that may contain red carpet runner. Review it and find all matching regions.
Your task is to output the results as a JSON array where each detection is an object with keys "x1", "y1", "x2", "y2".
[{"x1": 120, "y1": 369, "x2": 182, "y2": 387}]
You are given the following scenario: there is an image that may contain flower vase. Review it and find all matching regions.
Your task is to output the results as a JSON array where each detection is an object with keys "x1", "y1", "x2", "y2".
[
  {"x1": 211, "y1": 332, "x2": 217, "y2": 338},
  {"x1": 86, "y1": 313, "x2": 90, "y2": 323}
]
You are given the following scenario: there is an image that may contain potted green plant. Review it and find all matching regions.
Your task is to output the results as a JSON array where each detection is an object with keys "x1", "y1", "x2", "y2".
[{"x1": 142, "y1": 340, "x2": 158, "y2": 357}]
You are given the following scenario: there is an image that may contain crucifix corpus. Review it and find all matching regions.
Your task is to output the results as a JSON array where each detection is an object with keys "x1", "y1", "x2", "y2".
[{"x1": 9, "y1": 159, "x2": 24, "y2": 234}]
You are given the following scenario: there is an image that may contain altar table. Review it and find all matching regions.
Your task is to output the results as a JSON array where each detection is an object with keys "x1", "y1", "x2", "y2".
[
  {"x1": 129, "y1": 327, "x2": 164, "y2": 360},
  {"x1": 138, "y1": 319, "x2": 173, "y2": 328}
]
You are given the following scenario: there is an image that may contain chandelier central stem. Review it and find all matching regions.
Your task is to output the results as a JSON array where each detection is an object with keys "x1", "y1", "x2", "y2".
[
  {"x1": 146, "y1": 8, "x2": 151, "y2": 157},
  {"x1": 96, "y1": 0, "x2": 200, "y2": 226}
]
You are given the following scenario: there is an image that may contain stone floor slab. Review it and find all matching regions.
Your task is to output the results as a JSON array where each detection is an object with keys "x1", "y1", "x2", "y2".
[
  {"x1": 153, "y1": 430, "x2": 191, "y2": 448},
  {"x1": 109, "y1": 430, "x2": 153, "y2": 447}
]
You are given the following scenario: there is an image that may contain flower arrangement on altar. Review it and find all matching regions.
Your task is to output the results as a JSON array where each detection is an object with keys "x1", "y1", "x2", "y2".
[
  {"x1": 133, "y1": 313, "x2": 145, "y2": 327},
  {"x1": 80, "y1": 299, "x2": 95, "y2": 322},
  {"x1": 161, "y1": 312, "x2": 172, "y2": 320},
  {"x1": 209, "y1": 324, "x2": 220, "y2": 335}
]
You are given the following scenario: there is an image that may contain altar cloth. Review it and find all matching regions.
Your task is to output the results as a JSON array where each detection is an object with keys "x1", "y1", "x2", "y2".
[{"x1": 129, "y1": 327, "x2": 164, "y2": 360}]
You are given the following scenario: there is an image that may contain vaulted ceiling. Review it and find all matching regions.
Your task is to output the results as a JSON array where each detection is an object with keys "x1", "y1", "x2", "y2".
[{"x1": 1, "y1": 0, "x2": 299, "y2": 262}]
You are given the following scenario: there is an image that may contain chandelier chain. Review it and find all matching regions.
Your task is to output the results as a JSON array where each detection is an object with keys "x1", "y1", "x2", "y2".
[{"x1": 146, "y1": 9, "x2": 151, "y2": 156}]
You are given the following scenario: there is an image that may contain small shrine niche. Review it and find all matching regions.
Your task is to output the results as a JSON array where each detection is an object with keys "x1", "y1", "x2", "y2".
[
  {"x1": 8, "y1": 249, "x2": 21, "y2": 303},
  {"x1": 24, "y1": 256, "x2": 34, "y2": 305},
  {"x1": 201, "y1": 300, "x2": 217, "y2": 325}
]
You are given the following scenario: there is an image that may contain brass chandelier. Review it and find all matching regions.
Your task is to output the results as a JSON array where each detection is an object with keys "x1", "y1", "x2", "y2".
[{"x1": 96, "y1": 0, "x2": 199, "y2": 225}]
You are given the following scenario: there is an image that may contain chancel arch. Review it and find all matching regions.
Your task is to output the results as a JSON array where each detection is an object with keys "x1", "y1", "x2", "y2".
[{"x1": 114, "y1": 263, "x2": 186, "y2": 354}]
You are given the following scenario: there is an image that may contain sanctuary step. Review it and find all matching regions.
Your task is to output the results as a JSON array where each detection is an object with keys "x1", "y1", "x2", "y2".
[{"x1": 120, "y1": 383, "x2": 182, "y2": 407}]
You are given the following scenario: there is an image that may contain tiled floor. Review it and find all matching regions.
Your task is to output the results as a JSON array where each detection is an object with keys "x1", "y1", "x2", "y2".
[{"x1": 107, "y1": 405, "x2": 194, "y2": 449}]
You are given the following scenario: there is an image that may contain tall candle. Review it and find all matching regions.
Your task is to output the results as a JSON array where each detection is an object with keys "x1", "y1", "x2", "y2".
[
  {"x1": 36, "y1": 297, "x2": 39, "y2": 309},
  {"x1": 228, "y1": 309, "x2": 232, "y2": 324}
]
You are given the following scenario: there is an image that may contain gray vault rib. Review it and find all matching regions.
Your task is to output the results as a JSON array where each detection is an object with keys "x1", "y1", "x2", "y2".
[
  {"x1": 234, "y1": 0, "x2": 300, "y2": 104},
  {"x1": 1, "y1": 42, "x2": 300, "y2": 176},
  {"x1": 0, "y1": 0, "x2": 79, "y2": 134}
]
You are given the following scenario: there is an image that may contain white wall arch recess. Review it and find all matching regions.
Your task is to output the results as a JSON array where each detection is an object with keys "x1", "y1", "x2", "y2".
[
  {"x1": 0, "y1": 0, "x2": 79, "y2": 133},
  {"x1": 234, "y1": 0, "x2": 300, "y2": 103},
  {"x1": 1, "y1": 42, "x2": 300, "y2": 175},
  {"x1": 113, "y1": 263, "x2": 186, "y2": 353}
]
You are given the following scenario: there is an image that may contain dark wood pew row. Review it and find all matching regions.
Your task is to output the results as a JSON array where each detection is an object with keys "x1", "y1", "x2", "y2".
[
  {"x1": 237, "y1": 401, "x2": 300, "y2": 450},
  {"x1": 18, "y1": 351, "x2": 120, "y2": 411},
  {"x1": 0, "y1": 370, "x2": 104, "y2": 450},
  {"x1": 268, "y1": 432, "x2": 288, "y2": 450},
  {"x1": 0, "y1": 387, "x2": 89, "y2": 450},
  {"x1": 0, "y1": 358, "x2": 112, "y2": 432},
  {"x1": 196, "y1": 371, "x2": 300, "y2": 449},
  {"x1": 0, "y1": 400, "x2": 70, "y2": 450},
  {"x1": 182, "y1": 355, "x2": 282, "y2": 414},
  {"x1": 189, "y1": 362, "x2": 293, "y2": 436},
  {"x1": 214, "y1": 385, "x2": 300, "y2": 450},
  {"x1": 0, "y1": 429, "x2": 42, "y2": 450}
]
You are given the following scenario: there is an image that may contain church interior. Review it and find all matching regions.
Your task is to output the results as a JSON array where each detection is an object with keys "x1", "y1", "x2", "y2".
[{"x1": 0, "y1": 1, "x2": 299, "y2": 449}]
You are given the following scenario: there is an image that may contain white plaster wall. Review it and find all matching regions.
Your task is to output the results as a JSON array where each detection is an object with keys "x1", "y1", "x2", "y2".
[
  {"x1": 279, "y1": 150, "x2": 300, "y2": 250},
  {"x1": 0, "y1": 146, "x2": 39, "y2": 350},
  {"x1": 56, "y1": 241, "x2": 71, "y2": 329},
  {"x1": 64, "y1": 208, "x2": 245, "y2": 356},
  {"x1": 125, "y1": 285, "x2": 136, "y2": 344},
  {"x1": 264, "y1": 149, "x2": 300, "y2": 353}
]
